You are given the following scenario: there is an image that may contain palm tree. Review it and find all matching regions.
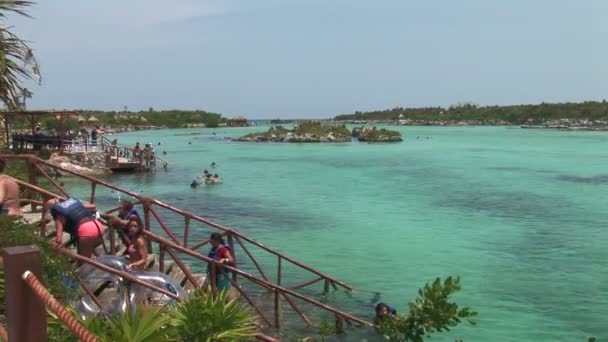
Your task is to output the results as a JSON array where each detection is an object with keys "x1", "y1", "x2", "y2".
[{"x1": 0, "y1": 0, "x2": 40, "y2": 110}]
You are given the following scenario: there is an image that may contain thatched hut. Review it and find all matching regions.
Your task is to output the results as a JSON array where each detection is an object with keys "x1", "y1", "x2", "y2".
[{"x1": 228, "y1": 115, "x2": 249, "y2": 127}]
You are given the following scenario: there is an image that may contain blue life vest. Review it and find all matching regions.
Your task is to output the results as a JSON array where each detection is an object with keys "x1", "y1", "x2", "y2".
[
  {"x1": 207, "y1": 245, "x2": 231, "y2": 273},
  {"x1": 50, "y1": 198, "x2": 93, "y2": 236}
]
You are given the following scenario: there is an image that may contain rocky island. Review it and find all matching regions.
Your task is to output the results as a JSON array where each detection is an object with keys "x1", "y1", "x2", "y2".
[
  {"x1": 352, "y1": 126, "x2": 403, "y2": 142},
  {"x1": 238, "y1": 122, "x2": 351, "y2": 143}
]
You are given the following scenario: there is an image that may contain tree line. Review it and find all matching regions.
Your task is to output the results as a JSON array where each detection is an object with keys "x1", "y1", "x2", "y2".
[{"x1": 334, "y1": 101, "x2": 608, "y2": 124}]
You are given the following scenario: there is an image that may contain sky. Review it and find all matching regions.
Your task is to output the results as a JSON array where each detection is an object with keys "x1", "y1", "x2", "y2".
[{"x1": 8, "y1": 0, "x2": 608, "y2": 118}]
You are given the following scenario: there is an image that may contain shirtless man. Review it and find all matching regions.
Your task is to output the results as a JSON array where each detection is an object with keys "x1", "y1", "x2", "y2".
[{"x1": 0, "y1": 159, "x2": 21, "y2": 216}]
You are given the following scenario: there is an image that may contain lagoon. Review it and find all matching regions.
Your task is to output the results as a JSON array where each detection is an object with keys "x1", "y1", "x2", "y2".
[{"x1": 68, "y1": 125, "x2": 608, "y2": 341}]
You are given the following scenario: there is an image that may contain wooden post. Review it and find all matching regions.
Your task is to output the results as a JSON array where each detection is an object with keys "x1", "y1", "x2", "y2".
[
  {"x1": 143, "y1": 201, "x2": 153, "y2": 253},
  {"x1": 227, "y1": 232, "x2": 237, "y2": 282},
  {"x1": 159, "y1": 245, "x2": 165, "y2": 273},
  {"x1": 3, "y1": 245, "x2": 47, "y2": 342},
  {"x1": 183, "y1": 217, "x2": 190, "y2": 248},
  {"x1": 27, "y1": 158, "x2": 39, "y2": 211},
  {"x1": 90, "y1": 183, "x2": 97, "y2": 204},
  {"x1": 108, "y1": 223, "x2": 116, "y2": 255},
  {"x1": 274, "y1": 256, "x2": 282, "y2": 328},
  {"x1": 40, "y1": 195, "x2": 49, "y2": 236},
  {"x1": 210, "y1": 262, "x2": 217, "y2": 295}
]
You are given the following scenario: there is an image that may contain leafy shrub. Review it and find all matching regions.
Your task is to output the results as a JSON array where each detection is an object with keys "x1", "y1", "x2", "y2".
[{"x1": 378, "y1": 277, "x2": 477, "y2": 341}]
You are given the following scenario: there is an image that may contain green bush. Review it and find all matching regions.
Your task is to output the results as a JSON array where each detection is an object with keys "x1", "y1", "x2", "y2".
[
  {"x1": 0, "y1": 217, "x2": 77, "y2": 312},
  {"x1": 172, "y1": 290, "x2": 258, "y2": 341},
  {"x1": 378, "y1": 277, "x2": 477, "y2": 342}
]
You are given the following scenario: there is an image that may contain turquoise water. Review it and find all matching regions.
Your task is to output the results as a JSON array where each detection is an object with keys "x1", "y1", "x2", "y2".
[{"x1": 69, "y1": 126, "x2": 607, "y2": 341}]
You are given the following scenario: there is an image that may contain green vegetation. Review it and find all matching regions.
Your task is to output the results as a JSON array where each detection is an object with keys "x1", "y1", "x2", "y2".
[
  {"x1": 48, "y1": 290, "x2": 258, "y2": 342},
  {"x1": 335, "y1": 101, "x2": 608, "y2": 124},
  {"x1": 377, "y1": 277, "x2": 477, "y2": 342},
  {"x1": 294, "y1": 121, "x2": 350, "y2": 137},
  {"x1": 354, "y1": 127, "x2": 403, "y2": 142},
  {"x1": 240, "y1": 122, "x2": 351, "y2": 142},
  {"x1": 7, "y1": 110, "x2": 226, "y2": 131},
  {"x1": 0, "y1": 217, "x2": 77, "y2": 316},
  {"x1": 172, "y1": 289, "x2": 258, "y2": 341}
]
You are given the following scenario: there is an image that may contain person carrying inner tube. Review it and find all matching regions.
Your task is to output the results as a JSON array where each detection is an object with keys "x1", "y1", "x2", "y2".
[
  {"x1": 207, "y1": 232, "x2": 234, "y2": 291},
  {"x1": 50, "y1": 198, "x2": 106, "y2": 260}
]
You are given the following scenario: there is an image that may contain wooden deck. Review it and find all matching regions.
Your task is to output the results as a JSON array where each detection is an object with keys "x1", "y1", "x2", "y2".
[{"x1": 108, "y1": 156, "x2": 140, "y2": 172}]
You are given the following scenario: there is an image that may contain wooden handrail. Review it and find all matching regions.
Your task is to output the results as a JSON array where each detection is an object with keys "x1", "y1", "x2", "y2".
[
  {"x1": 142, "y1": 231, "x2": 373, "y2": 327},
  {"x1": 1, "y1": 154, "x2": 374, "y2": 334},
  {"x1": 11, "y1": 155, "x2": 351, "y2": 291}
]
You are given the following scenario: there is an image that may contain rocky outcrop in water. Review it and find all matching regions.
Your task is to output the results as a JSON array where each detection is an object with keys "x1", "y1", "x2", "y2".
[
  {"x1": 353, "y1": 126, "x2": 403, "y2": 142},
  {"x1": 237, "y1": 122, "x2": 351, "y2": 143}
]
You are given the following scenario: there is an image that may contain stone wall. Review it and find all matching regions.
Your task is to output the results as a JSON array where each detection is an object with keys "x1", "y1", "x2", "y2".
[{"x1": 48, "y1": 152, "x2": 112, "y2": 177}]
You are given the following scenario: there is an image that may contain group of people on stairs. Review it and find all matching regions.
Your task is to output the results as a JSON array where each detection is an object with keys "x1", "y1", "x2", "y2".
[{"x1": 48, "y1": 197, "x2": 234, "y2": 291}]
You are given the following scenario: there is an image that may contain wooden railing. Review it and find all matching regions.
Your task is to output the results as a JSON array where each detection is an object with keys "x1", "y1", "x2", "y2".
[{"x1": 0, "y1": 154, "x2": 374, "y2": 338}]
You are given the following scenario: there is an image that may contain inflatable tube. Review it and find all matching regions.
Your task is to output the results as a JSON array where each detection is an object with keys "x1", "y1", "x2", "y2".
[{"x1": 72, "y1": 256, "x2": 187, "y2": 320}]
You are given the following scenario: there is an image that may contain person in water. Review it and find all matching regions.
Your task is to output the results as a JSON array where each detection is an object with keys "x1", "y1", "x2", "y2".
[
  {"x1": 0, "y1": 159, "x2": 21, "y2": 216},
  {"x1": 190, "y1": 179, "x2": 200, "y2": 188},
  {"x1": 374, "y1": 302, "x2": 397, "y2": 325},
  {"x1": 125, "y1": 217, "x2": 148, "y2": 271},
  {"x1": 211, "y1": 162, "x2": 216, "y2": 168},
  {"x1": 211, "y1": 174, "x2": 221, "y2": 184},
  {"x1": 207, "y1": 232, "x2": 234, "y2": 291},
  {"x1": 50, "y1": 198, "x2": 105, "y2": 259}
]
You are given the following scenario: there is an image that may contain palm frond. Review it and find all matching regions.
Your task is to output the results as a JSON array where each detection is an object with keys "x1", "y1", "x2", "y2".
[
  {"x1": 0, "y1": 0, "x2": 34, "y2": 19},
  {"x1": 0, "y1": 23, "x2": 40, "y2": 109}
]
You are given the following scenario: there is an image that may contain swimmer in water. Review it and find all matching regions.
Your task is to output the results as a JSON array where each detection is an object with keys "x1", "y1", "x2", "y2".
[
  {"x1": 190, "y1": 179, "x2": 199, "y2": 188},
  {"x1": 374, "y1": 303, "x2": 396, "y2": 325},
  {"x1": 162, "y1": 151, "x2": 167, "y2": 155},
  {"x1": 211, "y1": 162, "x2": 216, "y2": 168},
  {"x1": 211, "y1": 173, "x2": 221, "y2": 184}
]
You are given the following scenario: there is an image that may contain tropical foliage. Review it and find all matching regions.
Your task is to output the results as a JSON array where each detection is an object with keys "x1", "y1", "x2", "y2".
[
  {"x1": 335, "y1": 101, "x2": 608, "y2": 124},
  {"x1": 0, "y1": 0, "x2": 40, "y2": 110},
  {"x1": 377, "y1": 277, "x2": 477, "y2": 341},
  {"x1": 5, "y1": 109, "x2": 226, "y2": 131},
  {"x1": 240, "y1": 121, "x2": 351, "y2": 141},
  {"x1": 172, "y1": 290, "x2": 258, "y2": 341},
  {"x1": 0, "y1": 216, "x2": 76, "y2": 312},
  {"x1": 47, "y1": 290, "x2": 258, "y2": 342}
]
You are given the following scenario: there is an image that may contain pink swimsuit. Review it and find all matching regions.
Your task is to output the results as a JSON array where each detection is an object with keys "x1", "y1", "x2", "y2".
[{"x1": 77, "y1": 220, "x2": 105, "y2": 238}]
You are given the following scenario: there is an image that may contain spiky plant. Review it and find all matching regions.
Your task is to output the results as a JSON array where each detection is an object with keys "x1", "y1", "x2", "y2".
[
  {"x1": 83, "y1": 305, "x2": 176, "y2": 342},
  {"x1": 172, "y1": 290, "x2": 258, "y2": 342}
]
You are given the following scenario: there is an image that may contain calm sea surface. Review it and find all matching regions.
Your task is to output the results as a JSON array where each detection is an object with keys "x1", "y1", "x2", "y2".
[{"x1": 66, "y1": 126, "x2": 607, "y2": 341}]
